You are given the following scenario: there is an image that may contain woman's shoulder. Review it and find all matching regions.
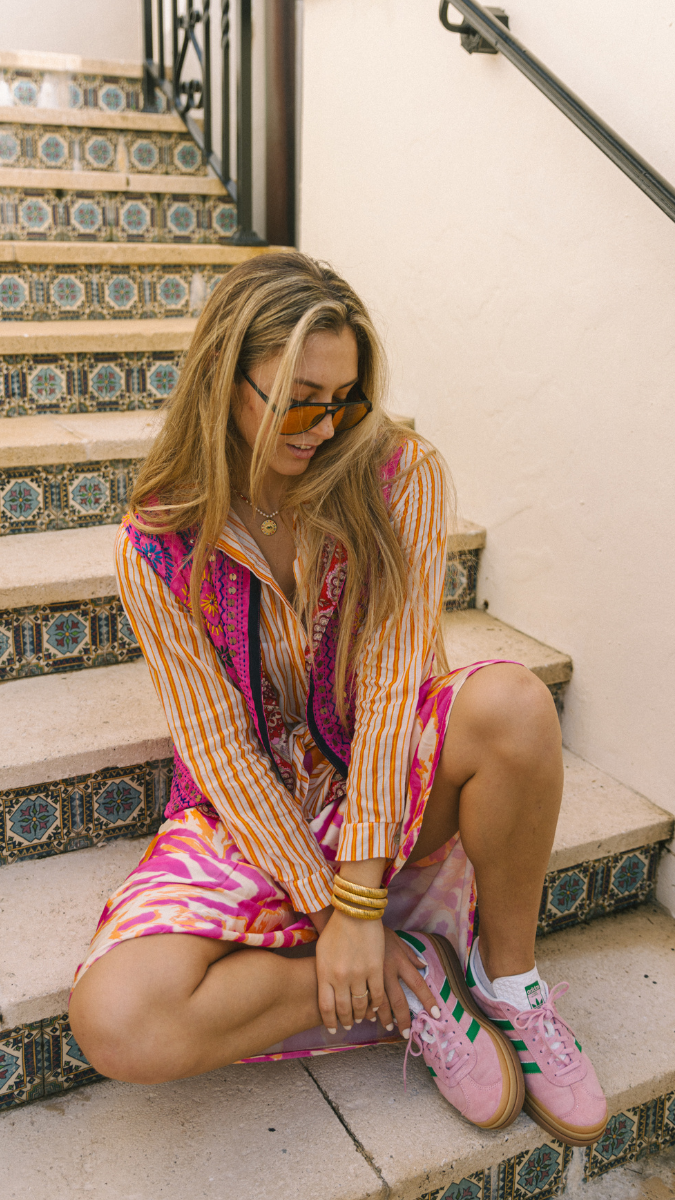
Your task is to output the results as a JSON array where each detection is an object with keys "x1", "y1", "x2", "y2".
[{"x1": 385, "y1": 433, "x2": 445, "y2": 498}]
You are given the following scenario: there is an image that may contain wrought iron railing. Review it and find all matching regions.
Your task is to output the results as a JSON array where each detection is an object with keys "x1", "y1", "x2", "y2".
[
  {"x1": 142, "y1": 0, "x2": 297, "y2": 245},
  {"x1": 439, "y1": 0, "x2": 675, "y2": 225}
]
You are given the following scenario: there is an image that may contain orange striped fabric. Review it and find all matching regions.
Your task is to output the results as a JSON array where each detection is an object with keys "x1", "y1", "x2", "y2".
[{"x1": 115, "y1": 438, "x2": 447, "y2": 913}]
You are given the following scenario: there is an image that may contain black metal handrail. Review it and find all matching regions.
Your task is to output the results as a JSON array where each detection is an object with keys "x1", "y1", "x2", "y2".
[
  {"x1": 439, "y1": 0, "x2": 675, "y2": 225},
  {"x1": 143, "y1": 0, "x2": 266, "y2": 244}
]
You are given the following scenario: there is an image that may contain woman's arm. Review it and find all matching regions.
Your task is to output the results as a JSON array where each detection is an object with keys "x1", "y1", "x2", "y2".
[
  {"x1": 317, "y1": 443, "x2": 449, "y2": 1031},
  {"x1": 338, "y1": 442, "x2": 448, "y2": 862},
  {"x1": 116, "y1": 528, "x2": 335, "y2": 913}
]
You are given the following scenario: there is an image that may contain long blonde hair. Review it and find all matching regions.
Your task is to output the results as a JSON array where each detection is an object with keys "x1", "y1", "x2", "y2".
[{"x1": 130, "y1": 252, "x2": 448, "y2": 718}]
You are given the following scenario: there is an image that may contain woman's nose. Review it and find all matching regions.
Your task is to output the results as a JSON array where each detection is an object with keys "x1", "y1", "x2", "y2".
[{"x1": 314, "y1": 413, "x2": 336, "y2": 440}]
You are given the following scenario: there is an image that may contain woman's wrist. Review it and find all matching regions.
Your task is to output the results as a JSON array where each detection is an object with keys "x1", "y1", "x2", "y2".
[
  {"x1": 332, "y1": 858, "x2": 388, "y2": 921},
  {"x1": 335, "y1": 858, "x2": 387, "y2": 890}
]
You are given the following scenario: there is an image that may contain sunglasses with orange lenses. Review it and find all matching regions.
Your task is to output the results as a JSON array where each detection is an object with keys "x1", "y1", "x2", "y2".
[{"x1": 240, "y1": 368, "x2": 372, "y2": 436}]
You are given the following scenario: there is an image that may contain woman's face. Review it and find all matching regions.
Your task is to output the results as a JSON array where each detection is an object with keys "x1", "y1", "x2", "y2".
[{"x1": 234, "y1": 326, "x2": 359, "y2": 477}]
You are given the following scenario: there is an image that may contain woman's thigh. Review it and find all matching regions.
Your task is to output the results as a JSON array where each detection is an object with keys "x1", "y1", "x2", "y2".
[{"x1": 69, "y1": 933, "x2": 238, "y2": 1069}]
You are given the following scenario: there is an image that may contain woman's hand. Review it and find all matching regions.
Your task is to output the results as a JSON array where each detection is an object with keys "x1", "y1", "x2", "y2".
[{"x1": 315, "y1": 912, "x2": 439, "y2": 1035}]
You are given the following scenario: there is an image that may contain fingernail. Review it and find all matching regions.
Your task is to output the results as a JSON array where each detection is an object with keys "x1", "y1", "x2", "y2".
[
  {"x1": 402, "y1": 1028, "x2": 410, "y2": 1039},
  {"x1": 431, "y1": 1005, "x2": 441, "y2": 1019},
  {"x1": 327, "y1": 1027, "x2": 337, "y2": 1035},
  {"x1": 369, "y1": 1016, "x2": 377, "y2": 1022},
  {"x1": 372, "y1": 1006, "x2": 379, "y2": 1012},
  {"x1": 385, "y1": 1023, "x2": 394, "y2": 1031},
  {"x1": 344, "y1": 1025, "x2": 352, "y2": 1031},
  {"x1": 355, "y1": 1018, "x2": 363, "y2": 1024}
]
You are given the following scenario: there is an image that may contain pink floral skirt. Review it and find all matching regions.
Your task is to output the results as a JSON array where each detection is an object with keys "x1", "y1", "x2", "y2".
[{"x1": 72, "y1": 660, "x2": 509, "y2": 1062}]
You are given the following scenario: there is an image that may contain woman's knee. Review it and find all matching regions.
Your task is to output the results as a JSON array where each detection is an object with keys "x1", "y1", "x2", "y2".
[
  {"x1": 68, "y1": 936, "x2": 220, "y2": 1084},
  {"x1": 459, "y1": 663, "x2": 562, "y2": 767}
]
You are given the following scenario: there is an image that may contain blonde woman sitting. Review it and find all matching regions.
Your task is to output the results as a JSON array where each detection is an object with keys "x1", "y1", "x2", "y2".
[{"x1": 69, "y1": 253, "x2": 606, "y2": 1147}]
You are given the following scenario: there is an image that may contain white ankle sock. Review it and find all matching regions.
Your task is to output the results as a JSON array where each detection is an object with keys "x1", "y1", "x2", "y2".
[{"x1": 471, "y1": 938, "x2": 548, "y2": 1011}]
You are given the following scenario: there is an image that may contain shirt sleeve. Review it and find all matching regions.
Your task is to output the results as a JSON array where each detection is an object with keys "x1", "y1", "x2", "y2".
[
  {"x1": 115, "y1": 528, "x2": 334, "y2": 912},
  {"x1": 337, "y1": 440, "x2": 448, "y2": 862}
]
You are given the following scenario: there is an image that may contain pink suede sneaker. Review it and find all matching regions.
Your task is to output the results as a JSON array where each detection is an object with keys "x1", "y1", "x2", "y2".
[
  {"x1": 466, "y1": 960, "x2": 608, "y2": 1147},
  {"x1": 397, "y1": 931, "x2": 524, "y2": 1130}
]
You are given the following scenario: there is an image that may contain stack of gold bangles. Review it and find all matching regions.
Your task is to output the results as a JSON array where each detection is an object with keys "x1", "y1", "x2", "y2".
[{"x1": 331, "y1": 876, "x2": 388, "y2": 919}]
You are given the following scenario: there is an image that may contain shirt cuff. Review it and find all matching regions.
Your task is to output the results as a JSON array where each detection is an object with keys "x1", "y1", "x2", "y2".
[
  {"x1": 336, "y1": 821, "x2": 402, "y2": 862},
  {"x1": 281, "y1": 864, "x2": 335, "y2": 913}
]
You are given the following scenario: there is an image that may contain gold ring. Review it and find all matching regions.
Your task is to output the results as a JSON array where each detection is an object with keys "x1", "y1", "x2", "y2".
[{"x1": 350, "y1": 991, "x2": 369, "y2": 1000}]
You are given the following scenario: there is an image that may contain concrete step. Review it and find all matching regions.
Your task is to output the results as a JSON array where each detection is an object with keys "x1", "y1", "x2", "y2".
[
  {"x1": 1, "y1": 752, "x2": 671, "y2": 1023},
  {"x1": 0, "y1": 50, "x2": 144, "y2": 79},
  {"x1": 1, "y1": 905, "x2": 673, "y2": 1199},
  {"x1": 0, "y1": 317, "x2": 183, "y2": 418},
  {"x1": 0, "y1": 242, "x2": 281, "y2": 322},
  {"x1": 0, "y1": 520, "x2": 484, "y2": 678},
  {"x1": 0, "y1": 167, "x2": 227, "y2": 194},
  {"x1": 0, "y1": 107, "x2": 185, "y2": 133},
  {"x1": 0, "y1": 518, "x2": 483, "y2": 605},
  {"x1": 0, "y1": 410, "x2": 162, "y2": 467}
]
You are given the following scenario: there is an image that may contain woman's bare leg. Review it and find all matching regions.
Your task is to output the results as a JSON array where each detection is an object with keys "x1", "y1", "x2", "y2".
[
  {"x1": 69, "y1": 933, "x2": 323, "y2": 1085},
  {"x1": 409, "y1": 663, "x2": 563, "y2": 982}
]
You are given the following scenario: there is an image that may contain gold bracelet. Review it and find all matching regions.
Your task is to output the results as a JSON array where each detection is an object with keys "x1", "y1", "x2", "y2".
[
  {"x1": 333, "y1": 881, "x2": 387, "y2": 910},
  {"x1": 334, "y1": 877, "x2": 388, "y2": 900},
  {"x1": 332, "y1": 895, "x2": 383, "y2": 920}
]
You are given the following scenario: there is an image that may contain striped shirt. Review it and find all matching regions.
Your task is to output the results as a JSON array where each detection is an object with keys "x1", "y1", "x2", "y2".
[{"x1": 115, "y1": 438, "x2": 447, "y2": 912}]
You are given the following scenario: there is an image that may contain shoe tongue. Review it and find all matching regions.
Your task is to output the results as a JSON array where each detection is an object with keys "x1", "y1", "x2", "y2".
[{"x1": 493, "y1": 970, "x2": 549, "y2": 1011}]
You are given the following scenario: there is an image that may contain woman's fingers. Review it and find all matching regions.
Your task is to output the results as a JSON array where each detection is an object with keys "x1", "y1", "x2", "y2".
[
  {"x1": 349, "y1": 986, "x2": 370, "y2": 1024},
  {"x1": 335, "y1": 984, "x2": 356, "y2": 1031},
  {"x1": 397, "y1": 955, "x2": 439, "y2": 1019},
  {"x1": 318, "y1": 982, "x2": 339, "y2": 1034},
  {"x1": 384, "y1": 973, "x2": 415, "y2": 1036}
]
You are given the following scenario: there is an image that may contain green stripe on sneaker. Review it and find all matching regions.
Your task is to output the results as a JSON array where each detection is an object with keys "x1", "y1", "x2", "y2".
[
  {"x1": 492, "y1": 1018, "x2": 515, "y2": 1031},
  {"x1": 575, "y1": 1039, "x2": 583, "y2": 1052},
  {"x1": 512, "y1": 1040, "x2": 528, "y2": 1052},
  {"x1": 466, "y1": 1018, "x2": 481, "y2": 1043},
  {"x1": 440, "y1": 978, "x2": 451, "y2": 1004},
  {"x1": 452, "y1": 999, "x2": 464, "y2": 1023},
  {"x1": 521, "y1": 1062, "x2": 542, "y2": 1074},
  {"x1": 397, "y1": 931, "x2": 426, "y2": 955},
  {"x1": 465, "y1": 957, "x2": 476, "y2": 988},
  {"x1": 428, "y1": 1065, "x2": 437, "y2": 1077}
]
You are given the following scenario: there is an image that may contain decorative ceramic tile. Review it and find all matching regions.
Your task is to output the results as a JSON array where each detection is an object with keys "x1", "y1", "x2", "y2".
[
  {"x1": 417, "y1": 1141, "x2": 571, "y2": 1200},
  {"x1": 494, "y1": 1142, "x2": 572, "y2": 1200},
  {"x1": 0, "y1": 188, "x2": 236, "y2": 242},
  {"x1": 0, "y1": 262, "x2": 230, "y2": 320},
  {"x1": 0, "y1": 756, "x2": 172, "y2": 864},
  {"x1": 444, "y1": 550, "x2": 479, "y2": 612},
  {"x1": 418, "y1": 1170, "x2": 487, "y2": 1199},
  {"x1": 42, "y1": 1013, "x2": 103, "y2": 1096},
  {"x1": 538, "y1": 843, "x2": 662, "y2": 935},
  {"x1": 585, "y1": 1091, "x2": 675, "y2": 1180},
  {"x1": 0, "y1": 1019, "x2": 44, "y2": 1109},
  {"x1": 0, "y1": 350, "x2": 181, "y2": 416},
  {"x1": 0, "y1": 1015, "x2": 103, "y2": 1110},
  {"x1": 0, "y1": 595, "x2": 141, "y2": 682},
  {"x1": 0, "y1": 124, "x2": 206, "y2": 174},
  {"x1": 0, "y1": 68, "x2": 166, "y2": 113},
  {"x1": 0, "y1": 458, "x2": 138, "y2": 534}
]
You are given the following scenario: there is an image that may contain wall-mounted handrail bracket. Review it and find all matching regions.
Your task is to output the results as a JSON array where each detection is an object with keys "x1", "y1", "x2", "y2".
[
  {"x1": 440, "y1": 3, "x2": 508, "y2": 55},
  {"x1": 438, "y1": 0, "x2": 675, "y2": 225}
]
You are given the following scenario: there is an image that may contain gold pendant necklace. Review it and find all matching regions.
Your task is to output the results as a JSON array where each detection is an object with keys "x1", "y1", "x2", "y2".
[{"x1": 239, "y1": 493, "x2": 281, "y2": 537}]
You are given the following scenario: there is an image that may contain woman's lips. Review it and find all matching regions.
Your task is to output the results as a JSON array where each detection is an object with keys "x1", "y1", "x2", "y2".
[{"x1": 286, "y1": 442, "x2": 317, "y2": 459}]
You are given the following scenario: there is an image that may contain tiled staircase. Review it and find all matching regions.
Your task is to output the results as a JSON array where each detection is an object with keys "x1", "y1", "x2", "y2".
[{"x1": 1, "y1": 49, "x2": 674, "y2": 1200}]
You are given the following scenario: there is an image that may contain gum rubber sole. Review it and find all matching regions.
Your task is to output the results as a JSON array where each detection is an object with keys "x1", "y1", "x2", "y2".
[
  {"x1": 523, "y1": 1093, "x2": 609, "y2": 1148},
  {"x1": 426, "y1": 933, "x2": 525, "y2": 1131}
]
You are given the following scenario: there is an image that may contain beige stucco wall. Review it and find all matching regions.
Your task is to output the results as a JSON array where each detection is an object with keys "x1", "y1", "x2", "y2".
[
  {"x1": 299, "y1": 0, "x2": 675, "y2": 909},
  {"x1": 1, "y1": 0, "x2": 142, "y2": 62}
]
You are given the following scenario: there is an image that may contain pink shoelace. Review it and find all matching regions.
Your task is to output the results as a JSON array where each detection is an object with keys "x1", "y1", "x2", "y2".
[
  {"x1": 513, "y1": 982, "x2": 581, "y2": 1078},
  {"x1": 403, "y1": 1008, "x2": 470, "y2": 1090}
]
